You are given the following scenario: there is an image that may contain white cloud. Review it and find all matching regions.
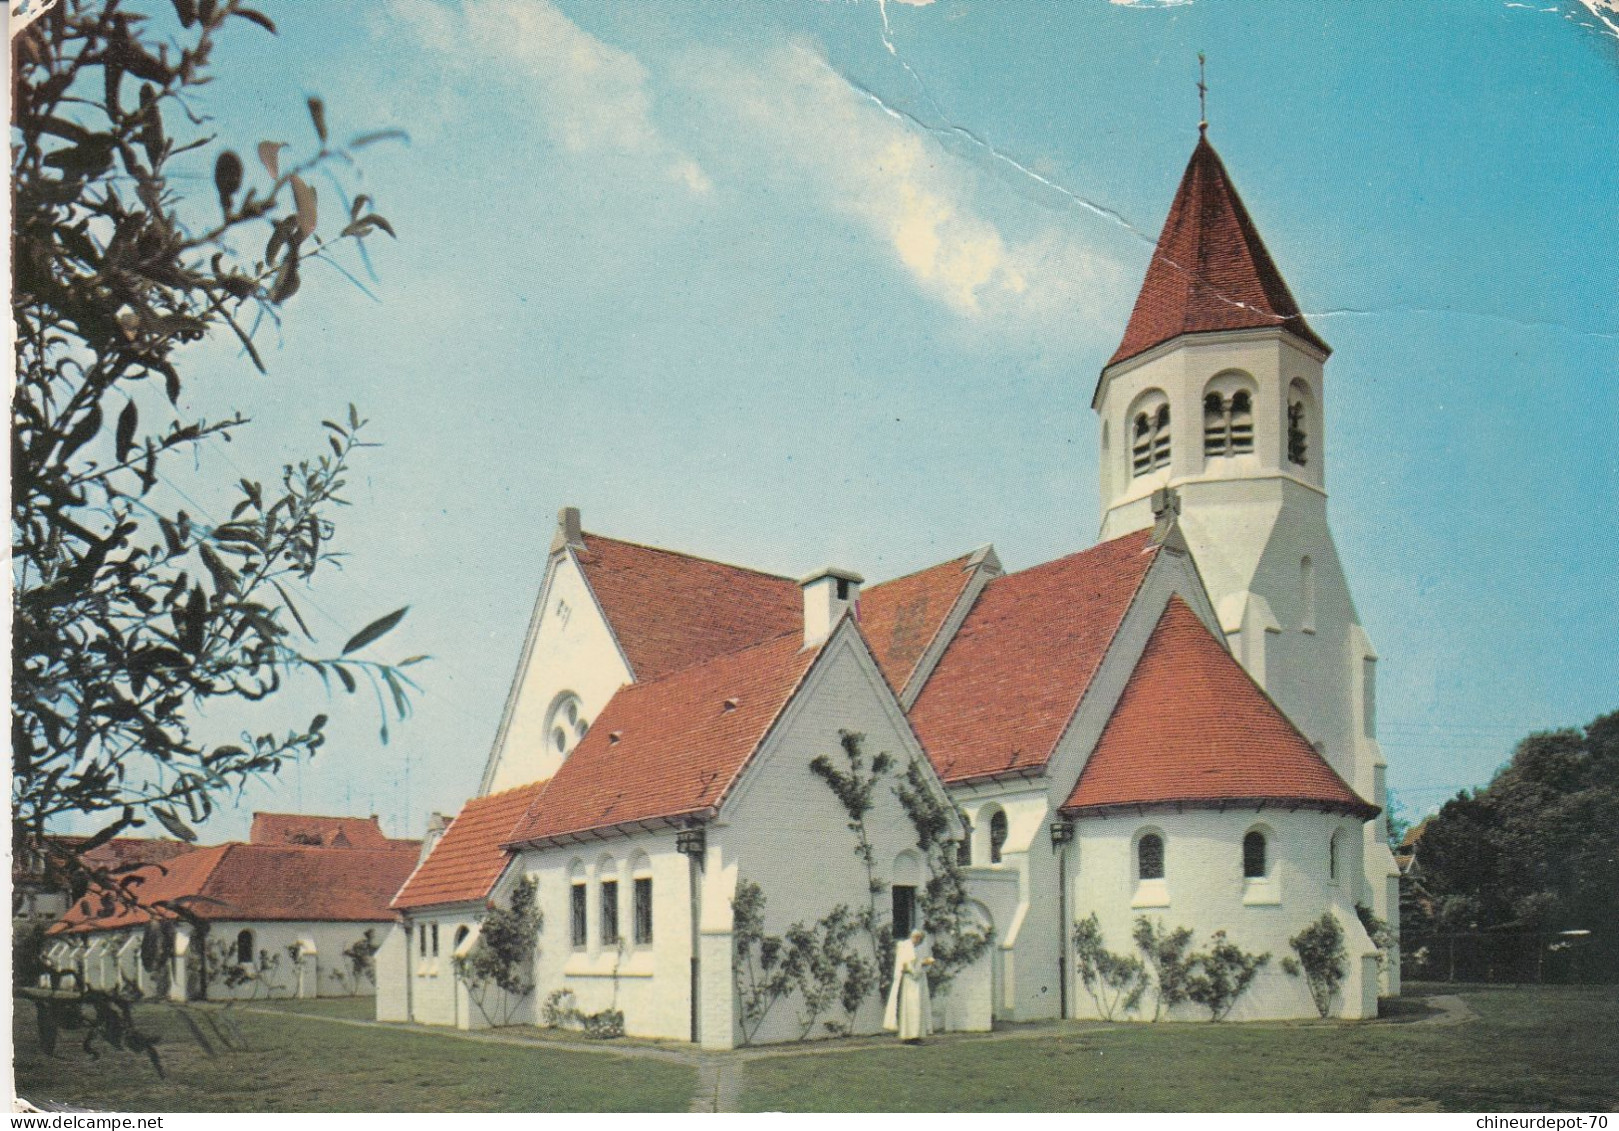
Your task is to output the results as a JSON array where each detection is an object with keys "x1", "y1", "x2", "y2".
[
  {"x1": 687, "y1": 44, "x2": 1117, "y2": 328},
  {"x1": 386, "y1": 0, "x2": 710, "y2": 194}
]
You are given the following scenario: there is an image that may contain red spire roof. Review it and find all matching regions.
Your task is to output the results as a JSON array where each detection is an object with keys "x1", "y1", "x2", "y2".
[
  {"x1": 393, "y1": 781, "x2": 548, "y2": 910},
  {"x1": 1107, "y1": 135, "x2": 1329, "y2": 369},
  {"x1": 1062, "y1": 597, "x2": 1376, "y2": 818},
  {"x1": 576, "y1": 533, "x2": 802, "y2": 682},
  {"x1": 909, "y1": 530, "x2": 1159, "y2": 784}
]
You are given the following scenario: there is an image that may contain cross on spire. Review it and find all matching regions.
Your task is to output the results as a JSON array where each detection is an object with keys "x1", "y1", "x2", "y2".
[{"x1": 1197, "y1": 53, "x2": 1208, "y2": 134}]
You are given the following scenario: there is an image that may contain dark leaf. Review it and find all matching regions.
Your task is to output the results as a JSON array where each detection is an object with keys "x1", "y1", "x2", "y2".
[
  {"x1": 307, "y1": 97, "x2": 328, "y2": 144},
  {"x1": 115, "y1": 401, "x2": 139, "y2": 464},
  {"x1": 172, "y1": 0, "x2": 198, "y2": 27},
  {"x1": 348, "y1": 129, "x2": 409, "y2": 150},
  {"x1": 198, "y1": 543, "x2": 238, "y2": 597},
  {"x1": 271, "y1": 580, "x2": 314, "y2": 640},
  {"x1": 268, "y1": 249, "x2": 301, "y2": 304},
  {"x1": 235, "y1": 8, "x2": 277, "y2": 33},
  {"x1": 59, "y1": 405, "x2": 104, "y2": 462},
  {"x1": 335, "y1": 665, "x2": 357, "y2": 694},
  {"x1": 341, "y1": 606, "x2": 409, "y2": 655},
  {"x1": 214, "y1": 150, "x2": 243, "y2": 215},
  {"x1": 151, "y1": 807, "x2": 198, "y2": 842}
]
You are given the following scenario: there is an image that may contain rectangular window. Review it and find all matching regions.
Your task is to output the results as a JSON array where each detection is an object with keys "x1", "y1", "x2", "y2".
[
  {"x1": 892, "y1": 885, "x2": 917, "y2": 940},
  {"x1": 418, "y1": 923, "x2": 426, "y2": 957},
  {"x1": 601, "y1": 879, "x2": 620, "y2": 946},
  {"x1": 570, "y1": 883, "x2": 587, "y2": 949},
  {"x1": 431, "y1": 922, "x2": 439, "y2": 957},
  {"x1": 633, "y1": 877, "x2": 653, "y2": 945}
]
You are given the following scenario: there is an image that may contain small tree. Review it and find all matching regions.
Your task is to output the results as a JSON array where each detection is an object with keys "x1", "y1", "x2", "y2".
[
  {"x1": 1072, "y1": 913, "x2": 1147, "y2": 1021},
  {"x1": 1285, "y1": 912, "x2": 1347, "y2": 1018},
  {"x1": 1131, "y1": 916, "x2": 1195, "y2": 1021},
  {"x1": 1185, "y1": 931, "x2": 1269, "y2": 1021},
  {"x1": 453, "y1": 877, "x2": 541, "y2": 1027}
]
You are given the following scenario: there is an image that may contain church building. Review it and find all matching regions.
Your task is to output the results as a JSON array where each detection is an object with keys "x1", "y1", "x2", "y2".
[{"x1": 377, "y1": 129, "x2": 1399, "y2": 1045}]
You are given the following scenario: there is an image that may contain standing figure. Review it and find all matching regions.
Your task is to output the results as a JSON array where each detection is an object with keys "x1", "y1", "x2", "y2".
[{"x1": 883, "y1": 929, "x2": 934, "y2": 1043}]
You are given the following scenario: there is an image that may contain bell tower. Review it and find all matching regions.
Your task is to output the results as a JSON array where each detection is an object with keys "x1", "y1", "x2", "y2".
[{"x1": 1093, "y1": 128, "x2": 1400, "y2": 982}]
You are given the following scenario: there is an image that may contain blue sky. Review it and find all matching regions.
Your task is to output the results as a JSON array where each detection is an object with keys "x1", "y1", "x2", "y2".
[{"x1": 112, "y1": 0, "x2": 1617, "y2": 840}]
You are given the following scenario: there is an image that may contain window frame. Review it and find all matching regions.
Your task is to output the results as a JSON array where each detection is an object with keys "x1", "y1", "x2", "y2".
[
  {"x1": 1243, "y1": 829, "x2": 1269, "y2": 879},
  {"x1": 1137, "y1": 832, "x2": 1165, "y2": 881},
  {"x1": 633, "y1": 876, "x2": 653, "y2": 946},
  {"x1": 600, "y1": 878, "x2": 620, "y2": 947},
  {"x1": 235, "y1": 928, "x2": 255, "y2": 965},
  {"x1": 570, "y1": 882, "x2": 588, "y2": 949},
  {"x1": 988, "y1": 808, "x2": 1009, "y2": 864}
]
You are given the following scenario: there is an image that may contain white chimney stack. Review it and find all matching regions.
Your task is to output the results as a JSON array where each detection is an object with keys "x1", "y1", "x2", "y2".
[{"x1": 800, "y1": 567, "x2": 863, "y2": 648}]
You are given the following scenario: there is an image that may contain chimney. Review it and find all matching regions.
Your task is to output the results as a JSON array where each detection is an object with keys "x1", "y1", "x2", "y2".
[
  {"x1": 799, "y1": 567, "x2": 863, "y2": 648},
  {"x1": 551, "y1": 506, "x2": 584, "y2": 553}
]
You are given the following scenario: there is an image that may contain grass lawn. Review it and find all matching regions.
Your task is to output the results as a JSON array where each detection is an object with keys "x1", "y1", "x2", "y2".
[
  {"x1": 239, "y1": 996, "x2": 375, "y2": 1020},
  {"x1": 741, "y1": 984, "x2": 1619, "y2": 1112},
  {"x1": 12, "y1": 999, "x2": 696, "y2": 1112}
]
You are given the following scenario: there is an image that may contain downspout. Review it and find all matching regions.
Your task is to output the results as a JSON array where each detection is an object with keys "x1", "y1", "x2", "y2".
[
  {"x1": 1056, "y1": 841, "x2": 1069, "y2": 1019},
  {"x1": 404, "y1": 920, "x2": 414, "y2": 1022}
]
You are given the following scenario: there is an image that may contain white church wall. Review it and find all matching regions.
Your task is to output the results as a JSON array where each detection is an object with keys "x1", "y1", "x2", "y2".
[
  {"x1": 374, "y1": 922, "x2": 410, "y2": 1021},
  {"x1": 401, "y1": 909, "x2": 479, "y2": 1025},
  {"x1": 517, "y1": 834, "x2": 696, "y2": 1042},
  {"x1": 1069, "y1": 807, "x2": 1379, "y2": 1021},
  {"x1": 481, "y1": 549, "x2": 633, "y2": 794},
  {"x1": 715, "y1": 627, "x2": 948, "y2": 1047},
  {"x1": 195, "y1": 920, "x2": 386, "y2": 1001}
]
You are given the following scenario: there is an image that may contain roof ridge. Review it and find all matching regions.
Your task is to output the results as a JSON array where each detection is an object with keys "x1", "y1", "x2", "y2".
[
  {"x1": 610, "y1": 626, "x2": 806, "y2": 693},
  {"x1": 580, "y1": 530, "x2": 796, "y2": 583},
  {"x1": 864, "y1": 551, "x2": 974, "y2": 591}
]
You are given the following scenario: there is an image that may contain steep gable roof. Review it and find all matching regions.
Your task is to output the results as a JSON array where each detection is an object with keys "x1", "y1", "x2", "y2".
[
  {"x1": 1107, "y1": 134, "x2": 1329, "y2": 370},
  {"x1": 575, "y1": 533, "x2": 803, "y2": 682},
  {"x1": 50, "y1": 842, "x2": 420, "y2": 934},
  {"x1": 249, "y1": 812, "x2": 394, "y2": 849},
  {"x1": 1062, "y1": 597, "x2": 1376, "y2": 818},
  {"x1": 909, "y1": 530, "x2": 1160, "y2": 783},
  {"x1": 393, "y1": 781, "x2": 548, "y2": 910},
  {"x1": 506, "y1": 630, "x2": 821, "y2": 846},
  {"x1": 859, "y1": 553, "x2": 977, "y2": 692}
]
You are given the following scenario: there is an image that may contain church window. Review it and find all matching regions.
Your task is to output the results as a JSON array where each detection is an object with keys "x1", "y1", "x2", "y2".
[
  {"x1": 1137, "y1": 833, "x2": 1165, "y2": 880},
  {"x1": 1202, "y1": 376, "x2": 1256, "y2": 458},
  {"x1": 1287, "y1": 380, "x2": 1312, "y2": 467},
  {"x1": 989, "y1": 809, "x2": 1009, "y2": 864},
  {"x1": 892, "y1": 885, "x2": 917, "y2": 939},
  {"x1": 1131, "y1": 397, "x2": 1171, "y2": 476},
  {"x1": 1301, "y1": 556, "x2": 1316, "y2": 633},
  {"x1": 601, "y1": 879, "x2": 620, "y2": 946},
  {"x1": 570, "y1": 882, "x2": 587, "y2": 949},
  {"x1": 454, "y1": 925, "x2": 470, "y2": 952},
  {"x1": 1363, "y1": 657, "x2": 1377, "y2": 737},
  {"x1": 1243, "y1": 830, "x2": 1269, "y2": 879},
  {"x1": 1229, "y1": 391, "x2": 1254, "y2": 452},
  {"x1": 546, "y1": 692, "x2": 590, "y2": 759},
  {"x1": 431, "y1": 922, "x2": 440, "y2": 957},
  {"x1": 1329, "y1": 830, "x2": 1343, "y2": 883},
  {"x1": 236, "y1": 929, "x2": 255, "y2": 965},
  {"x1": 1203, "y1": 393, "x2": 1228, "y2": 455},
  {"x1": 633, "y1": 877, "x2": 654, "y2": 945},
  {"x1": 419, "y1": 923, "x2": 427, "y2": 957}
]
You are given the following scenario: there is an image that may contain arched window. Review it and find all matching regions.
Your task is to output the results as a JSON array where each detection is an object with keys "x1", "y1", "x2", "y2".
[
  {"x1": 1288, "y1": 380, "x2": 1312, "y2": 466},
  {"x1": 1130, "y1": 393, "x2": 1172, "y2": 477},
  {"x1": 546, "y1": 691, "x2": 590, "y2": 760},
  {"x1": 1203, "y1": 374, "x2": 1257, "y2": 458},
  {"x1": 1137, "y1": 833, "x2": 1165, "y2": 880},
  {"x1": 454, "y1": 925, "x2": 470, "y2": 951},
  {"x1": 235, "y1": 928, "x2": 254, "y2": 965},
  {"x1": 1301, "y1": 556, "x2": 1316, "y2": 633},
  {"x1": 431, "y1": 922, "x2": 440, "y2": 957},
  {"x1": 1243, "y1": 830, "x2": 1269, "y2": 879},
  {"x1": 956, "y1": 821, "x2": 972, "y2": 867},
  {"x1": 632, "y1": 854, "x2": 654, "y2": 946},
  {"x1": 1329, "y1": 829, "x2": 1343, "y2": 883},
  {"x1": 988, "y1": 809, "x2": 1009, "y2": 864}
]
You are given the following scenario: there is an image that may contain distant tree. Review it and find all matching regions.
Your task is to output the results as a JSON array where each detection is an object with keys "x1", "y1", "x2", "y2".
[
  {"x1": 1410, "y1": 711, "x2": 1618, "y2": 979},
  {"x1": 11, "y1": 0, "x2": 413, "y2": 914}
]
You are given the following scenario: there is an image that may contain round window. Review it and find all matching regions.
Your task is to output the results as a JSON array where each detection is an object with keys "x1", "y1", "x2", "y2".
[{"x1": 547, "y1": 693, "x2": 589, "y2": 759}]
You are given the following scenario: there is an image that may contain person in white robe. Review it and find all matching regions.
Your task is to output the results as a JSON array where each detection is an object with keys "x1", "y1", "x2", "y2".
[{"x1": 883, "y1": 929, "x2": 934, "y2": 1043}]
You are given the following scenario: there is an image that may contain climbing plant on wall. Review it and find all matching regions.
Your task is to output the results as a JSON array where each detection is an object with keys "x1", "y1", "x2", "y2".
[{"x1": 453, "y1": 876, "x2": 542, "y2": 1028}]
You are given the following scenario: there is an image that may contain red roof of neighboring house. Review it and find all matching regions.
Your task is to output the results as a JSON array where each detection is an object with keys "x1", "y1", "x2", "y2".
[
  {"x1": 249, "y1": 812, "x2": 395, "y2": 849},
  {"x1": 49, "y1": 842, "x2": 420, "y2": 934},
  {"x1": 1062, "y1": 597, "x2": 1376, "y2": 818},
  {"x1": 1106, "y1": 134, "x2": 1329, "y2": 370},
  {"x1": 909, "y1": 530, "x2": 1160, "y2": 784},
  {"x1": 859, "y1": 554, "x2": 976, "y2": 692},
  {"x1": 393, "y1": 782, "x2": 548, "y2": 910},
  {"x1": 506, "y1": 631, "x2": 822, "y2": 845},
  {"x1": 576, "y1": 533, "x2": 803, "y2": 682}
]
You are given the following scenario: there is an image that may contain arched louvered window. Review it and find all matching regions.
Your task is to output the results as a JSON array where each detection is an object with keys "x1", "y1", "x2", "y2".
[{"x1": 1131, "y1": 397, "x2": 1171, "y2": 476}]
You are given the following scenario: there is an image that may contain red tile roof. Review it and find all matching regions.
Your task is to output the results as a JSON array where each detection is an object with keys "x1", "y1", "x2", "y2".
[
  {"x1": 50, "y1": 842, "x2": 420, "y2": 934},
  {"x1": 249, "y1": 812, "x2": 396, "y2": 849},
  {"x1": 1107, "y1": 134, "x2": 1329, "y2": 370},
  {"x1": 859, "y1": 554, "x2": 976, "y2": 692},
  {"x1": 506, "y1": 631, "x2": 821, "y2": 845},
  {"x1": 393, "y1": 782, "x2": 548, "y2": 910},
  {"x1": 909, "y1": 530, "x2": 1160, "y2": 783},
  {"x1": 576, "y1": 533, "x2": 803, "y2": 682},
  {"x1": 1062, "y1": 597, "x2": 1376, "y2": 818}
]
